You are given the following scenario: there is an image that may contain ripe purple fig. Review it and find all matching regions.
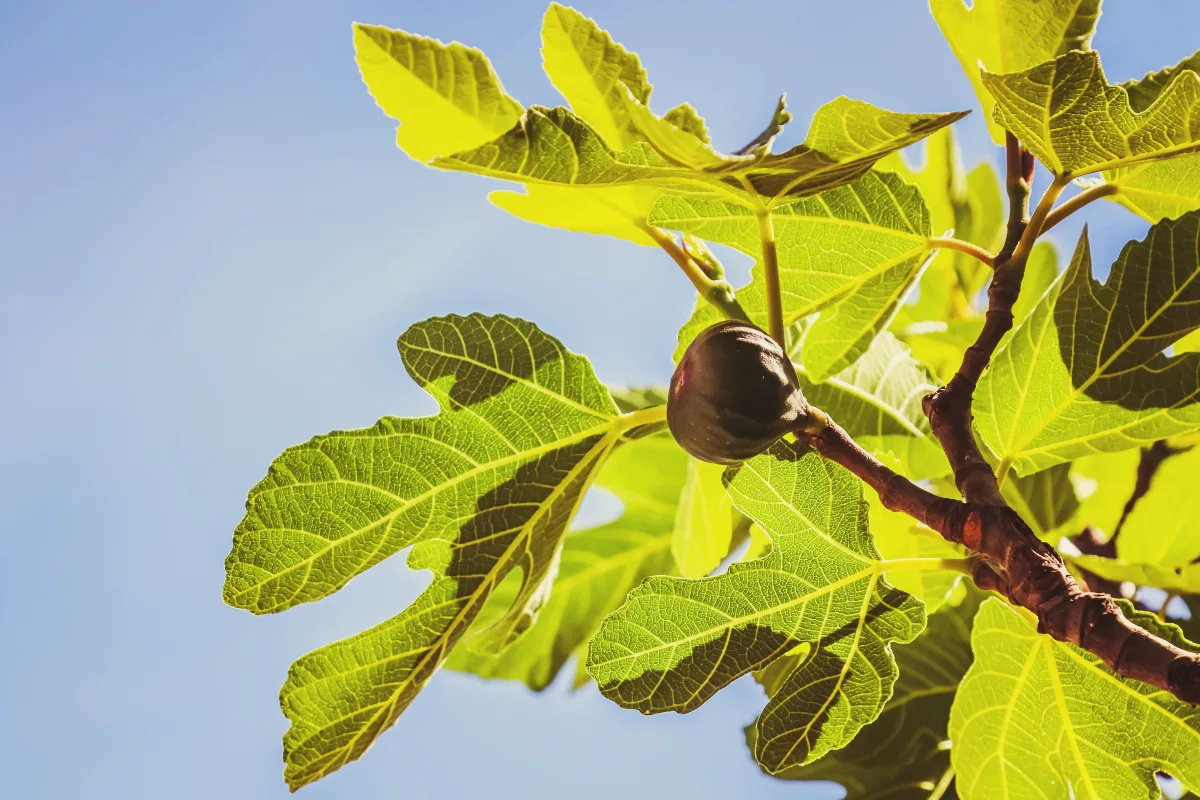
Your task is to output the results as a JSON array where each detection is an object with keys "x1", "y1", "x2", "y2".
[{"x1": 668, "y1": 320, "x2": 809, "y2": 465}]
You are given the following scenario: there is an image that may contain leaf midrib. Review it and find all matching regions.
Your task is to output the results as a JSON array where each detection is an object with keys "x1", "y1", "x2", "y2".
[{"x1": 289, "y1": 426, "x2": 622, "y2": 787}]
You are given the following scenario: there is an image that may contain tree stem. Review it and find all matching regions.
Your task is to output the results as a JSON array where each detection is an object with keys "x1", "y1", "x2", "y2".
[
  {"x1": 1041, "y1": 182, "x2": 1119, "y2": 236},
  {"x1": 756, "y1": 209, "x2": 786, "y2": 348},
  {"x1": 928, "y1": 236, "x2": 996, "y2": 267}
]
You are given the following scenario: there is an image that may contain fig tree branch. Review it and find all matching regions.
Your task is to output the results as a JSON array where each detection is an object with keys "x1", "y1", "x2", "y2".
[
  {"x1": 794, "y1": 407, "x2": 1200, "y2": 705},
  {"x1": 795, "y1": 134, "x2": 1200, "y2": 705}
]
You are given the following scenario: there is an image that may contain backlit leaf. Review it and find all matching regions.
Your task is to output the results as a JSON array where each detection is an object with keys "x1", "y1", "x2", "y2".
[
  {"x1": 353, "y1": 23, "x2": 523, "y2": 162},
  {"x1": 487, "y1": 4, "x2": 670, "y2": 246},
  {"x1": 447, "y1": 434, "x2": 679, "y2": 689},
  {"x1": 664, "y1": 171, "x2": 935, "y2": 380},
  {"x1": 1118, "y1": 446, "x2": 1200, "y2": 567},
  {"x1": 950, "y1": 598, "x2": 1200, "y2": 800},
  {"x1": 931, "y1": 0, "x2": 1102, "y2": 143},
  {"x1": 881, "y1": 126, "x2": 1004, "y2": 321},
  {"x1": 977, "y1": 216, "x2": 1200, "y2": 474},
  {"x1": 671, "y1": 457, "x2": 734, "y2": 578},
  {"x1": 230, "y1": 314, "x2": 653, "y2": 789},
  {"x1": 982, "y1": 50, "x2": 1200, "y2": 177},
  {"x1": 1070, "y1": 554, "x2": 1200, "y2": 595},
  {"x1": 435, "y1": 99, "x2": 966, "y2": 207},
  {"x1": 1068, "y1": 448, "x2": 1140, "y2": 538},
  {"x1": 586, "y1": 445, "x2": 926, "y2": 750},
  {"x1": 752, "y1": 583, "x2": 925, "y2": 772},
  {"x1": 753, "y1": 589, "x2": 983, "y2": 798}
]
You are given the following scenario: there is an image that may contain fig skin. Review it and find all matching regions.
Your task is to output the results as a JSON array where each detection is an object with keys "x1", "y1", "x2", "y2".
[{"x1": 668, "y1": 320, "x2": 809, "y2": 465}]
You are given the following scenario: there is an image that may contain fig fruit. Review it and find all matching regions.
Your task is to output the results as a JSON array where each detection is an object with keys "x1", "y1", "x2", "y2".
[{"x1": 667, "y1": 320, "x2": 809, "y2": 465}]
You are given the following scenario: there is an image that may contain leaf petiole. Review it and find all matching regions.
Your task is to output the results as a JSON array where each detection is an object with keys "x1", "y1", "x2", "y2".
[
  {"x1": 1040, "y1": 181, "x2": 1119, "y2": 235},
  {"x1": 755, "y1": 208, "x2": 786, "y2": 347},
  {"x1": 928, "y1": 236, "x2": 995, "y2": 267}
]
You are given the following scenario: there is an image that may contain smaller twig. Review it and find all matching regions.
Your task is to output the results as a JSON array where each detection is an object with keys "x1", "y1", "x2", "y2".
[
  {"x1": 928, "y1": 236, "x2": 996, "y2": 267},
  {"x1": 646, "y1": 226, "x2": 750, "y2": 323},
  {"x1": 755, "y1": 209, "x2": 786, "y2": 348},
  {"x1": 1041, "y1": 182, "x2": 1119, "y2": 235},
  {"x1": 1113, "y1": 440, "x2": 1183, "y2": 539}
]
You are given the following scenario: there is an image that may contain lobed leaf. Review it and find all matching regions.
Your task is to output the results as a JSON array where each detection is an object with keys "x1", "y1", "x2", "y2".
[
  {"x1": 752, "y1": 584, "x2": 925, "y2": 772},
  {"x1": 586, "y1": 444, "x2": 925, "y2": 755},
  {"x1": 881, "y1": 126, "x2": 1004, "y2": 322},
  {"x1": 664, "y1": 170, "x2": 935, "y2": 380},
  {"x1": 790, "y1": 329, "x2": 950, "y2": 480},
  {"x1": 488, "y1": 4, "x2": 676, "y2": 246},
  {"x1": 982, "y1": 50, "x2": 1200, "y2": 178},
  {"x1": 977, "y1": 215, "x2": 1200, "y2": 474},
  {"x1": 436, "y1": 98, "x2": 966, "y2": 207},
  {"x1": 950, "y1": 598, "x2": 1200, "y2": 800},
  {"x1": 447, "y1": 434, "x2": 679, "y2": 689},
  {"x1": 225, "y1": 314, "x2": 645, "y2": 789},
  {"x1": 753, "y1": 589, "x2": 983, "y2": 797},
  {"x1": 931, "y1": 0, "x2": 1102, "y2": 143},
  {"x1": 353, "y1": 23, "x2": 523, "y2": 162}
]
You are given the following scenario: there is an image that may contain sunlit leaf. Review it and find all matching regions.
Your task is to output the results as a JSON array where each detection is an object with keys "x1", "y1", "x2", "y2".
[
  {"x1": 1068, "y1": 448, "x2": 1141, "y2": 538},
  {"x1": 671, "y1": 457, "x2": 734, "y2": 578},
  {"x1": 231, "y1": 314, "x2": 650, "y2": 789},
  {"x1": 752, "y1": 583, "x2": 925, "y2": 772},
  {"x1": 983, "y1": 50, "x2": 1200, "y2": 177},
  {"x1": 950, "y1": 598, "x2": 1200, "y2": 800},
  {"x1": 977, "y1": 217, "x2": 1200, "y2": 474},
  {"x1": 1118, "y1": 446, "x2": 1200, "y2": 567},
  {"x1": 787, "y1": 329, "x2": 949, "y2": 480},
  {"x1": 1070, "y1": 554, "x2": 1200, "y2": 595},
  {"x1": 435, "y1": 99, "x2": 966, "y2": 206},
  {"x1": 665, "y1": 171, "x2": 935, "y2": 380},
  {"x1": 931, "y1": 0, "x2": 1101, "y2": 143},
  {"x1": 881, "y1": 126, "x2": 1004, "y2": 321},
  {"x1": 448, "y1": 434, "x2": 679, "y2": 689},
  {"x1": 353, "y1": 23, "x2": 523, "y2": 162},
  {"x1": 753, "y1": 589, "x2": 983, "y2": 798},
  {"x1": 586, "y1": 444, "x2": 926, "y2": 764}
]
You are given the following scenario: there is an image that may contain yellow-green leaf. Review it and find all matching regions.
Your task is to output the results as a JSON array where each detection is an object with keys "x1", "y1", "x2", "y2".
[
  {"x1": 353, "y1": 23, "x2": 523, "y2": 162},
  {"x1": 664, "y1": 171, "x2": 935, "y2": 380},
  {"x1": 447, "y1": 434, "x2": 679, "y2": 690},
  {"x1": 982, "y1": 50, "x2": 1200, "y2": 177},
  {"x1": 931, "y1": 0, "x2": 1102, "y2": 143},
  {"x1": 950, "y1": 598, "x2": 1200, "y2": 800},
  {"x1": 232, "y1": 314, "x2": 651, "y2": 790},
  {"x1": 977, "y1": 217, "x2": 1200, "y2": 474},
  {"x1": 671, "y1": 457, "x2": 734, "y2": 578},
  {"x1": 587, "y1": 444, "x2": 925, "y2": 738}
]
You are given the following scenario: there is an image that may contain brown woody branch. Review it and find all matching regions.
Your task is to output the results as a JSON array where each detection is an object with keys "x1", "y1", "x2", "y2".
[
  {"x1": 795, "y1": 133, "x2": 1200, "y2": 704},
  {"x1": 794, "y1": 412, "x2": 1200, "y2": 704}
]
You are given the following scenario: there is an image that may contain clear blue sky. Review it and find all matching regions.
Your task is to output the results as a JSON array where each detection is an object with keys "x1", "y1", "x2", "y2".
[{"x1": 2, "y1": 2, "x2": 1198, "y2": 798}]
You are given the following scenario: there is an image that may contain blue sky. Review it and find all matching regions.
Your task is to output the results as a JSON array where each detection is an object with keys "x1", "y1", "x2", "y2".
[{"x1": 3, "y1": 2, "x2": 1199, "y2": 798}]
